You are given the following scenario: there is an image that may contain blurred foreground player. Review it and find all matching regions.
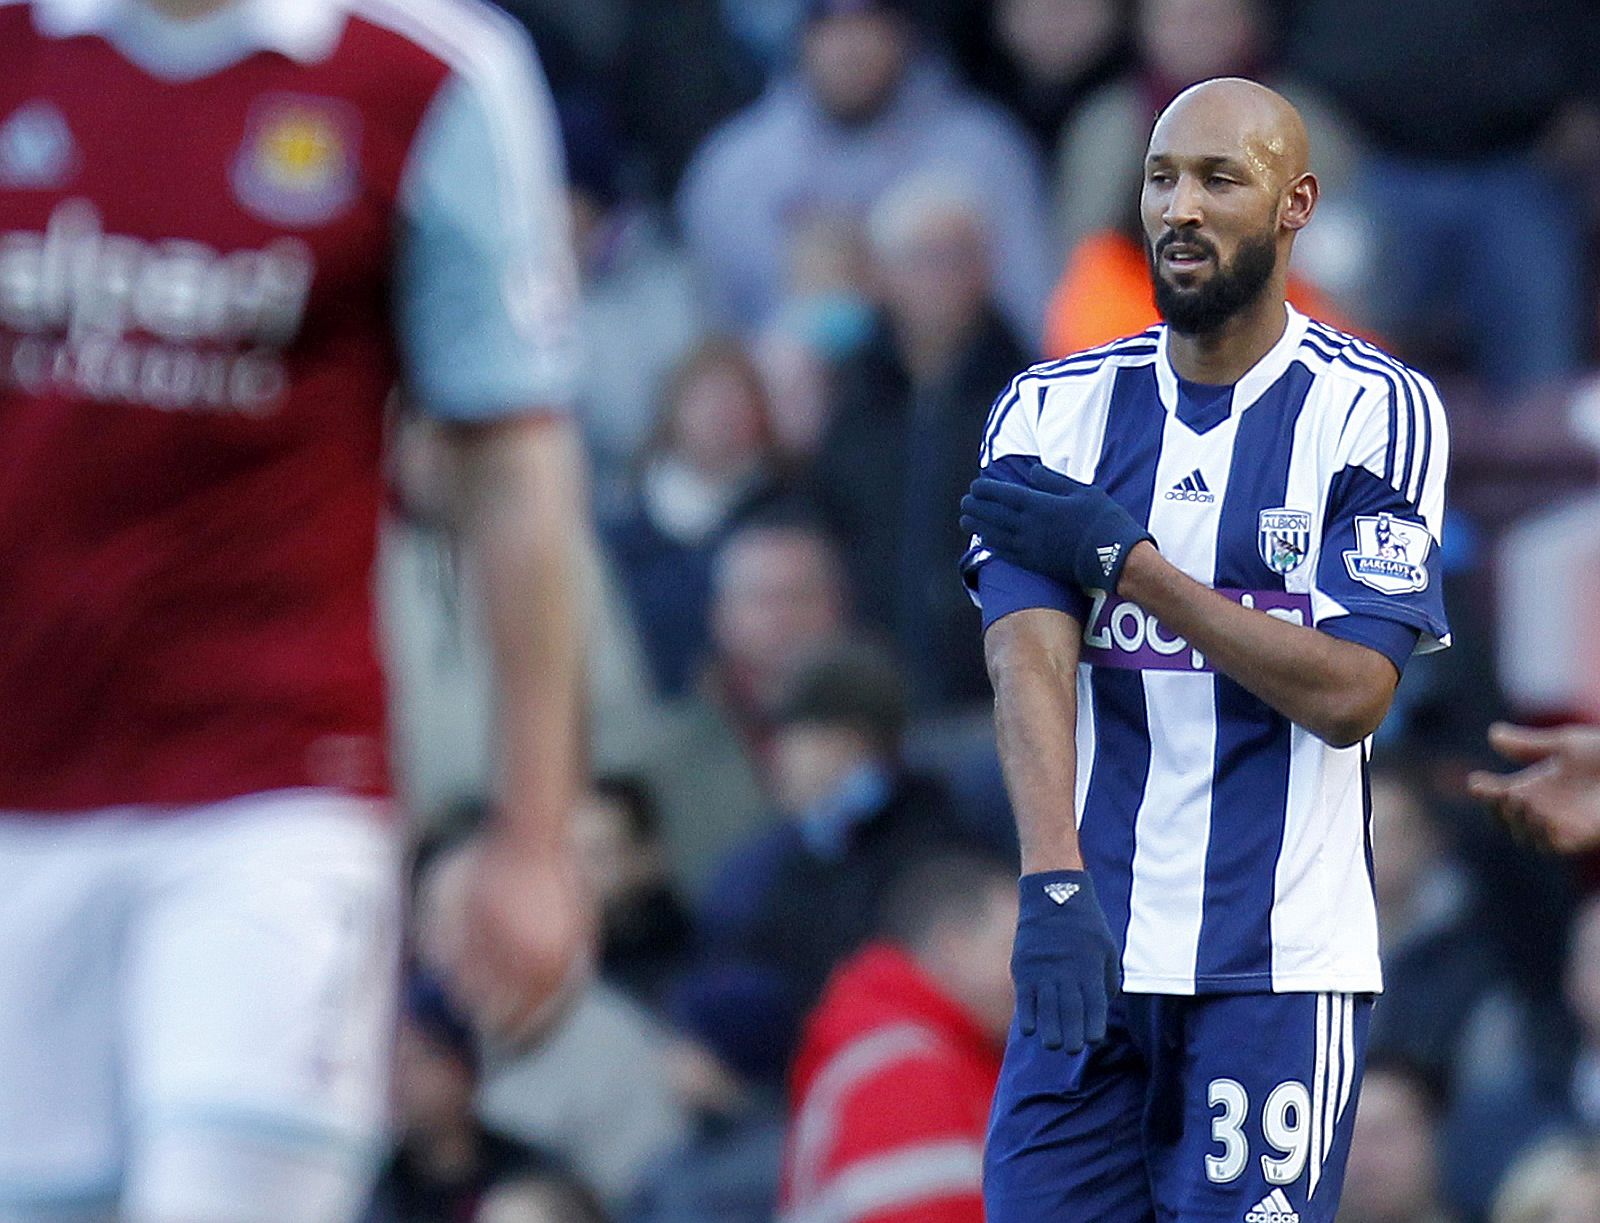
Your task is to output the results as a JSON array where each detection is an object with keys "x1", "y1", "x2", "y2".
[
  {"x1": 0, "y1": 1, "x2": 590, "y2": 1220},
  {"x1": 960, "y1": 79, "x2": 1450, "y2": 1220}
]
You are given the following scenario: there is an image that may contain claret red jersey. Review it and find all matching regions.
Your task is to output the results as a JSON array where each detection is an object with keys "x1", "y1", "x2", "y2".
[{"x1": 0, "y1": 0, "x2": 578, "y2": 810}]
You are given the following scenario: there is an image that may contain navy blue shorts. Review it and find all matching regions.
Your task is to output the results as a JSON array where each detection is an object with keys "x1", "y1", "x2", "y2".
[{"x1": 985, "y1": 991, "x2": 1373, "y2": 1222}]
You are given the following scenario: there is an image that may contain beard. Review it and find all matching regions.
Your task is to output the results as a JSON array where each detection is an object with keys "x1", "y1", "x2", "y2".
[{"x1": 1149, "y1": 228, "x2": 1278, "y2": 335}]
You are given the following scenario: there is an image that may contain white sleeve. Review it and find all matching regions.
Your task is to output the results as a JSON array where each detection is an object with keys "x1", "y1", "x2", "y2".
[
  {"x1": 394, "y1": 26, "x2": 580, "y2": 420},
  {"x1": 979, "y1": 370, "x2": 1043, "y2": 469}
]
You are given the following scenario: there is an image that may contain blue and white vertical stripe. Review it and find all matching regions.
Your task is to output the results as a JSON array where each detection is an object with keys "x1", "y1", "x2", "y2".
[{"x1": 969, "y1": 306, "x2": 1450, "y2": 995}]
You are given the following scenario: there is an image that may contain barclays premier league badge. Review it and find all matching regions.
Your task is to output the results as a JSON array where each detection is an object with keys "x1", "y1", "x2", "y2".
[
  {"x1": 231, "y1": 93, "x2": 360, "y2": 228},
  {"x1": 1257, "y1": 507, "x2": 1311, "y2": 575},
  {"x1": 1344, "y1": 512, "x2": 1430, "y2": 595}
]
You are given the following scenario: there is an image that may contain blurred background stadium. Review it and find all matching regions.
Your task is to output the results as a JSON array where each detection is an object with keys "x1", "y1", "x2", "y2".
[{"x1": 374, "y1": 0, "x2": 1600, "y2": 1219}]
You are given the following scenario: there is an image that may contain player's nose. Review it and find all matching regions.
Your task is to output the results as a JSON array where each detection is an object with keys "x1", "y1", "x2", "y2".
[{"x1": 1162, "y1": 173, "x2": 1205, "y2": 229}]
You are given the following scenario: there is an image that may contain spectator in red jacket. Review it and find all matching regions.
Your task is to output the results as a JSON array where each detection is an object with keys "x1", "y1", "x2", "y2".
[{"x1": 779, "y1": 852, "x2": 1017, "y2": 1223}]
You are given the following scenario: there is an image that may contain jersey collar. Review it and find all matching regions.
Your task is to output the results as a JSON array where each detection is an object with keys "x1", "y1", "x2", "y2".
[
  {"x1": 33, "y1": 0, "x2": 349, "y2": 65},
  {"x1": 1154, "y1": 302, "x2": 1310, "y2": 422}
]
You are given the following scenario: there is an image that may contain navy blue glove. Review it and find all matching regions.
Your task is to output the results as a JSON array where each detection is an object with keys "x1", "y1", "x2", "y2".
[
  {"x1": 1012, "y1": 870, "x2": 1120, "y2": 1052},
  {"x1": 961, "y1": 463, "x2": 1154, "y2": 594}
]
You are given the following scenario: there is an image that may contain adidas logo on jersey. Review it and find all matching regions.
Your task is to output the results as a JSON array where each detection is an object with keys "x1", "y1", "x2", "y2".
[
  {"x1": 1165, "y1": 470, "x2": 1215, "y2": 503},
  {"x1": 1097, "y1": 543, "x2": 1121, "y2": 576},
  {"x1": 1244, "y1": 1189, "x2": 1300, "y2": 1223},
  {"x1": 1043, "y1": 881, "x2": 1079, "y2": 904}
]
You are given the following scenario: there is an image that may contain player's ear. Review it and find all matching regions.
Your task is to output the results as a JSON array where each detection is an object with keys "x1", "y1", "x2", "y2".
[{"x1": 1280, "y1": 171, "x2": 1318, "y2": 233}]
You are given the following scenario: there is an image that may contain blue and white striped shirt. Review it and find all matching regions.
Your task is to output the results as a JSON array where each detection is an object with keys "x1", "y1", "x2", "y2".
[{"x1": 962, "y1": 305, "x2": 1449, "y2": 995}]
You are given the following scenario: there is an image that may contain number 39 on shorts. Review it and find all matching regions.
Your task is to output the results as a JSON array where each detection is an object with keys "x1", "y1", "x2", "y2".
[{"x1": 1205, "y1": 1077, "x2": 1312, "y2": 1185}]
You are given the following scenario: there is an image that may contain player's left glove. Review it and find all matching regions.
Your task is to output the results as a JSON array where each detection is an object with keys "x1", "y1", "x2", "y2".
[
  {"x1": 1011, "y1": 869, "x2": 1121, "y2": 1053},
  {"x1": 960, "y1": 463, "x2": 1154, "y2": 594}
]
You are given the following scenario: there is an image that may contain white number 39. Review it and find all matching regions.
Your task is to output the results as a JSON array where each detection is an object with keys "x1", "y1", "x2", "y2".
[{"x1": 1205, "y1": 1078, "x2": 1312, "y2": 1185}]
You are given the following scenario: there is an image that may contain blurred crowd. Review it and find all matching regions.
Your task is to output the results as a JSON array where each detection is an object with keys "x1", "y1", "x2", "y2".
[{"x1": 372, "y1": 0, "x2": 1600, "y2": 1220}]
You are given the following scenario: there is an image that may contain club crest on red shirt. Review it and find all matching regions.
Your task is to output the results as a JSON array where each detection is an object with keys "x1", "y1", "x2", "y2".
[
  {"x1": 230, "y1": 93, "x2": 361, "y2": 228},
  {"x1": 0, "y1": 100, "x2": 78, "y2": 189}
]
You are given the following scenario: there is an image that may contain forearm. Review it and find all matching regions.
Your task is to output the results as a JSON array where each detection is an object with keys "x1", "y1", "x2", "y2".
[
  {"x1": 451, "y1": 416, "x2": 589, "y2": 850},
  {"x1": 1117, "y1": 543, "x2": 1392, "y2": 747},
  {"x1": 986, "y1": 612, "x2": 1083, "y2": 873}
]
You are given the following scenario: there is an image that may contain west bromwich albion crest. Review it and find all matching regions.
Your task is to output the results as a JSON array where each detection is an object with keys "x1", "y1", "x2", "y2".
[
  {"x1": 1258, "y1": 508, "x2": 1311, "y2": 576},
  {"x1": 231, "y1": 94, "x2": 360, "y2": 228},
  {"x1": 1344, "y1": 512, "x2": 1431, "y2": 595}
]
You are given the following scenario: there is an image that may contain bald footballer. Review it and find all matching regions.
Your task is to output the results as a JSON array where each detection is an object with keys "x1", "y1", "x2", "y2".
[{"x1": 960, "y1": 78, "x2": 1450, "y2": 1221}]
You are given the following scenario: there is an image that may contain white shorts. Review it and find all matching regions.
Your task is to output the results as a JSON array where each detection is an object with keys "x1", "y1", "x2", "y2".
[{"x1": 0, "y1": 790, "x2": 402, "y2": 1212}]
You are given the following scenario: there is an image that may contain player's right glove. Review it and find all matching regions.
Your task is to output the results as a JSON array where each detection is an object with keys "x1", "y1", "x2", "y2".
[
  {"x1": 960, "y1": 463, "x2": 1154, "y2": 594},
  {"x1": 1011, "y1": 869, "x2": 1121, "y2": 1052}
]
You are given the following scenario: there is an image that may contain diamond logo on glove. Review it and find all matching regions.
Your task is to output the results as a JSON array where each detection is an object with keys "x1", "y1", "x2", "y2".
[{"x1": 1043, "y1": 881, "x2": 1080, "y2": 905}]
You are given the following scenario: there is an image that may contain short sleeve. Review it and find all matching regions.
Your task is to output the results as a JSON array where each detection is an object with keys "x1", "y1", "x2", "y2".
[
  {"x1": 1312, "y1": 365, "x2": 1451, "y2": 654},
  {"x1": 395, "y1": 39, "x2": 581, "y2": 421},
  {"x1": 1319, "y1": 614, "x2": 1420, "y2": 676},
  {"x1": 959, "y1": 374, "x2": 1091, "y2": 626}
]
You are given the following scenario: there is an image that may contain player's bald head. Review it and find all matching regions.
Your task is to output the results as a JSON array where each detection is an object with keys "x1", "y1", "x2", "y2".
[
  {"x1": 1140, "y1": 77, "x2": 1319, "y2": 336},
  {"x1": 1148, "y1": 77, "x2": 1309, "y2": 191}
]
